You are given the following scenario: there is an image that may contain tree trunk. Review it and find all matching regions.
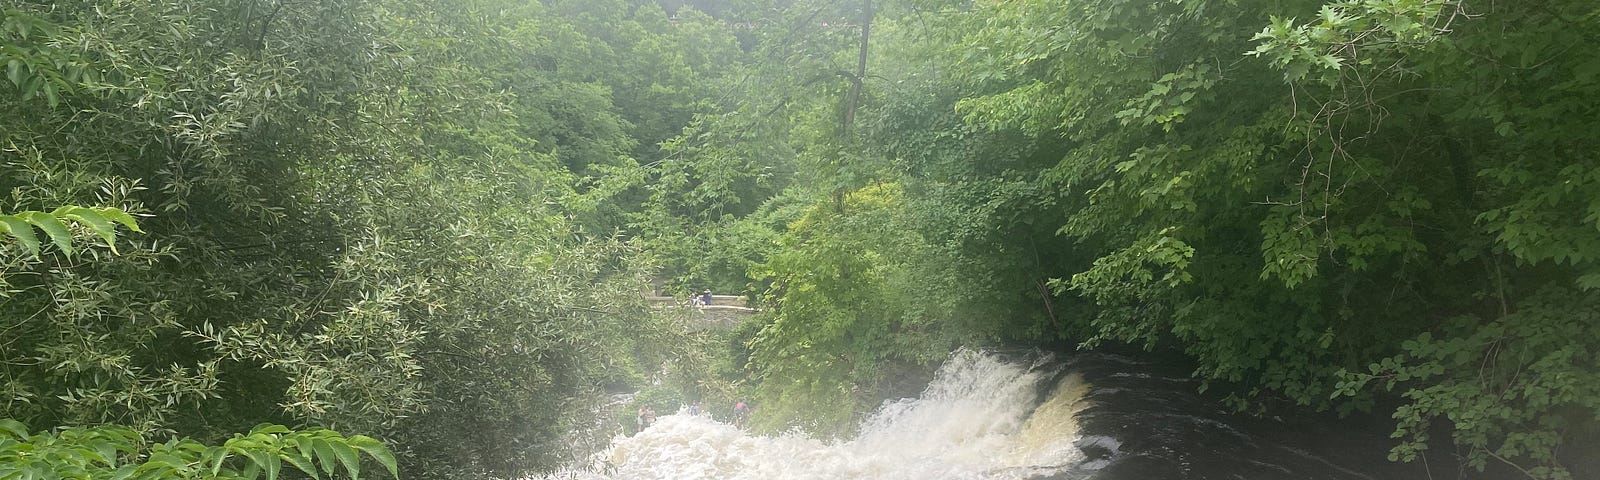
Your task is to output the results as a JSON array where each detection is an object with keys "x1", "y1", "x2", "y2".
[{"x1": 841, "y1": 0, "x2": 872, "y2": 133}]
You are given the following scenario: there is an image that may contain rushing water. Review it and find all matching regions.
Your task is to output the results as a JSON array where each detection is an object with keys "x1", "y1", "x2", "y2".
[
  {"x1": 545, "y1": 350, "x2": 1081, "y2": 480},
  {"x1": 543, "y1": 349, "x2": 1440, "y2": 480}
]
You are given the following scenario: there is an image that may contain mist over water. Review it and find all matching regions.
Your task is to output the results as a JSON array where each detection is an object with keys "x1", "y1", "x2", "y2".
[{"x1": 544, "y1": 350, "x2": 1091, "y2": 480}]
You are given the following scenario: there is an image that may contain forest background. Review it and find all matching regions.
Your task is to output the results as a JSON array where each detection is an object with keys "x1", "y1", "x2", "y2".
[{"x1": 1, "y1": 0, "x2": 1596, "y2": 479}]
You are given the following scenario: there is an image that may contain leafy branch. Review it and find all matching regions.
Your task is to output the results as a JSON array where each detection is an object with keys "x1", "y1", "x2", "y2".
[
  {"x1": 0, "y1": 206, "x2": 142, "y2": 258},
  {"x1": 0, "y1": 419, "x2": 399, "y2": 480}
]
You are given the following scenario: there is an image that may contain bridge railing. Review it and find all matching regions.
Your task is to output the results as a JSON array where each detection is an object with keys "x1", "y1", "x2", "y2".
[{"x1": 644, "y1": 295, "x2": 757, "y2": 312}]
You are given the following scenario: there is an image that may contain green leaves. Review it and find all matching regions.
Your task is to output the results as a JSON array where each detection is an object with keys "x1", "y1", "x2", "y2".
[
  {"x1": 221, "y1": 425, "x2": 398, "y2": 480},
  {"x1": 21, "y1": 211, "x2": 71, "y2": 254},
  {"x1": 1258, "y1": 207, "x2": 1321, "y2": 289},
  {"x1": 330, "y1": 438, "x2": 362, "y2": 479},
  {"x1": 1340, "y1": 290, "x2": 1600, "y2": 478},
  {"x1": 742, "y1": 182, "x2": 970, "y2": 433},
  {"x1": 1247, "y1": 0, "x2": 1453, "y2": 83},
  {"x1": 0, "y1": 8, "x2": 94, "y2": 108},
  {"x1": 346, "y1": 436, "x2": 394, "y2": 479},
  {"x1": 0, "y1": 215, "x2": 39, "y2": 256},
  {"x1": 0, "y1": 420, "x2": 27, "y2": 440},
  {"x1": 0, "y1": 423, "x2": 142, "y2": 480},
  {"x1": 55, "y1": 206, "x2": 142, "y2": 252},
  {"x1": 0, "y1": 206, "x2": 141, "y2": 257},
  {"x1": 1114, "y1": 63, "x2": 1216, "y2": 130},
  {"x1": 0, "y1": 420, "x2": 399, "y2": 480}
]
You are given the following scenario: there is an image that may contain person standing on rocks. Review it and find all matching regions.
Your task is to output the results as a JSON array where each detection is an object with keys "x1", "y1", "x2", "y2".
[{"x1": 733, "y1": 400, "x2": 749, "y2": 429}]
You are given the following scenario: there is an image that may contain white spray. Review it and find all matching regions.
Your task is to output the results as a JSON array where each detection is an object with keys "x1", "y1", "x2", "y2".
[{"x1": 542, "y1": 349, "x2": 1096, "y2": 480}]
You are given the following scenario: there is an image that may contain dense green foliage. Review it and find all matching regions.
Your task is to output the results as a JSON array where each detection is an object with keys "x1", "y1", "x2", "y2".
[
  {"x1": 1, "y1": 0, "x2": 743, "y2": 478},
  {"x1": 6, "y1": 0, "x2": 1597, "y2": 478},
  {"x1": 641, "y1": 0, "x2": 1600, "y2": 477}
]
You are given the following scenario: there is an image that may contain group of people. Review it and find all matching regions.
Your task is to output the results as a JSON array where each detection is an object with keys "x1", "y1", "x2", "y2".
[
  {"x1": 634, "y1": 399, "x2": 751, "y2": 433},
  {"x1": 635, "y1": 406, "x2": 657, "y2": 430},
  {"x1": 689, "y1": 289, "x2": 714, "y2": 307}
]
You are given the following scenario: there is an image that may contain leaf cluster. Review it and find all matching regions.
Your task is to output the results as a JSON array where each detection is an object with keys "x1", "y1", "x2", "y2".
[{"x1": 0, "y1": 420, "x2": 396, "y2": 480}]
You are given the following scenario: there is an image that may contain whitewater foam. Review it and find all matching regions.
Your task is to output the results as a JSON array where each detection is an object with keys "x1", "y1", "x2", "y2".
[{"x1": 542, "y1": 350, "x2": 1092, "y2": 480}]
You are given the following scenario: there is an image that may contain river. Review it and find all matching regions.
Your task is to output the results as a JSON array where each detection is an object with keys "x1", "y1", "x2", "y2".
[{"x1": 543, "y1": 349, "x2": 1463, "y2": 479}]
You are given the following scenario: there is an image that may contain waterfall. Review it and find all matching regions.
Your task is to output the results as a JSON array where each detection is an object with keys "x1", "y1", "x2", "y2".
[
  {"x1": 540, "y1": 349, "x2": 1431, "y2": 480},
  {"x1": 542, "y1": 349, "x2": 1092, "y2": 480}
]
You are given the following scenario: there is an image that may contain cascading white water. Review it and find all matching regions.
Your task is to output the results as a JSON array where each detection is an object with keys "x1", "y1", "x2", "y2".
[{"x1": 543, "y1": 349, "x2": 1096, "y2": 480}]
